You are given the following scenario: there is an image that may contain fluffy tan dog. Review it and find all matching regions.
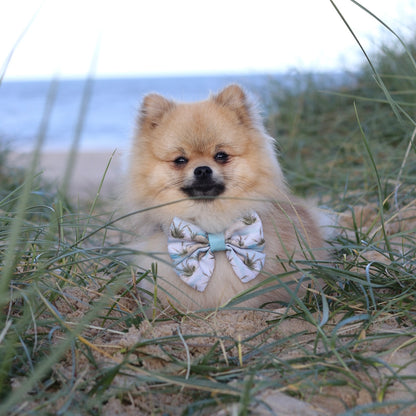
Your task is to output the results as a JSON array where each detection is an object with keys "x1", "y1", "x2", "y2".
[{"x1": 124, "y1": 84, "x2": 326, "y2": 311}]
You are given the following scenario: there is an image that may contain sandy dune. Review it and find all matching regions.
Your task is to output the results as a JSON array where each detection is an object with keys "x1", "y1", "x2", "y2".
[{"x1": 10, "y1": 149, "x2": 125, "y2": 200}]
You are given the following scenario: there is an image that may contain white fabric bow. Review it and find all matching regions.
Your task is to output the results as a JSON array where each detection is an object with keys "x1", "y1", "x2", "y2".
[{"x1": 167, "y1": 212, "x2": 265, "y2": 292}]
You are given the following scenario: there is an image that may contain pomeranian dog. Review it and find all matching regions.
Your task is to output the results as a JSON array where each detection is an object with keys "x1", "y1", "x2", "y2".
[{"x1": 124, "y1": 84, "x2": 327, "y2": 311}]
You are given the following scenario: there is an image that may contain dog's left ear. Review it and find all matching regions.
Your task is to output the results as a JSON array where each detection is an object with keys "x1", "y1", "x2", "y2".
[{"x1": 213, "y1": 84, "x2": 255, "y2": 127}]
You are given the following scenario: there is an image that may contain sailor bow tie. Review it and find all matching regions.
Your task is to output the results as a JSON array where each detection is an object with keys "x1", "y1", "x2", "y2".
[{"x1": 167, "y1": 212, "x2": 265, "y2": 292}]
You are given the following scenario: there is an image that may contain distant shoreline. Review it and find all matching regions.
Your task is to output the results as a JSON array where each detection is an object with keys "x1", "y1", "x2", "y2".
[
  {"x1": 1, "y1": 70, "x2": 351, "y2": 83},
  {"x1": 0, "y1": 73, "x2": 354, "y2": 154}
]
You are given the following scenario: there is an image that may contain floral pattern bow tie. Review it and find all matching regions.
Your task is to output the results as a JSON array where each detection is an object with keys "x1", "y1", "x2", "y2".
[{"x1": 167, "y1": 212, "x2": 265, "y2": 292}]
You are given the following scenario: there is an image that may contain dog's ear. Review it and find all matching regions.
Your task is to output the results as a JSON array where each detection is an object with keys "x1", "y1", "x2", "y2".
[
  {"x1": 139, "y1": 93, "x2": 175, "y2": 129},
  {"x1": 213, "y1": 84, "x2": 254, "y2": 127}
]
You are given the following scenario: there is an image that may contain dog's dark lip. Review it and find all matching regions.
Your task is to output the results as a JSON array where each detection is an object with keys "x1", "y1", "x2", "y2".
[{"x1": 181, "y1": 183, "x2": 225, "y2": 198}]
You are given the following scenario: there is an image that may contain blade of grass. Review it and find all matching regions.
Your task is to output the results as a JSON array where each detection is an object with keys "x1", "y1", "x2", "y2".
[
  {"x1": 353, "y1": 102, "x2": 393, "y2": 258},
  {"x1": 330, "y1": 0, "x2": 401, "y2": 119},
  {"x1": 60, "y1": 34, "x2": 101, "y2": 197},
  {"x1": 349, "y1": 0, "x2": 416, "y2": 70},
  {"x1": 0, "y1": 2, "x2": 44, "y2": 85}
]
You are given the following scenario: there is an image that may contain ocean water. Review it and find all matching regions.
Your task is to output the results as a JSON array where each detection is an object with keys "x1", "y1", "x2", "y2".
[{"x1": 0, "y1": 74, "x2": 276, "y2": 153}]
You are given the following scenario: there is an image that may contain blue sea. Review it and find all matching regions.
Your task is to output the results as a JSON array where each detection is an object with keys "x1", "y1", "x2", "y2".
[{"x1": 0, "y1": 74, "x2": 278, "y2": 153}]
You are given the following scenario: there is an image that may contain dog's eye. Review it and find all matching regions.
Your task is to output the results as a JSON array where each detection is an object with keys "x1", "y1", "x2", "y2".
[
  {"x1": 173, "y1": 156, "x2": 188, "y2": 166},
  {"x1": 214, "y1": 152, "x2": 229, "y2": 163}
]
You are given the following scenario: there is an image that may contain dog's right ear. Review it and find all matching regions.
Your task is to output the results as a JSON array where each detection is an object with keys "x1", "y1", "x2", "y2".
[
  {"x1": 139, "y1": 93, "x2": 175, "y2": 129},
  {"x1": 213, "y1": 84, "x2": 257, "y2": 128}
]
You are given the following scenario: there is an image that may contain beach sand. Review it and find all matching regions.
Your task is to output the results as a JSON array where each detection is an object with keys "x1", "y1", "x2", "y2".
[{"x1": 9, "y1": 149, "x2": 125, "y2": 200}]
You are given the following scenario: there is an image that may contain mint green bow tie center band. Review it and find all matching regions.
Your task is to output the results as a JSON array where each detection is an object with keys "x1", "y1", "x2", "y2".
[
  {"x1": 208, "y1": 232, "x2": 227, "y2": 252},
  {"x1": 167, "y1": 212, "x2": 266, "y2": 292}
]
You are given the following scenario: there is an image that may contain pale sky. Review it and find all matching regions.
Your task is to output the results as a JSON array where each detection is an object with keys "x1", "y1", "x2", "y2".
[{"x1": 1, "y1": 0, "x2": 415, "y2": 80}]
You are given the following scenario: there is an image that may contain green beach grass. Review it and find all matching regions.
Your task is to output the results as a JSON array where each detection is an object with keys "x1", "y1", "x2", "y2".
[{"x1": 1, "y1": 4, "x2": 416, "y2": 415}]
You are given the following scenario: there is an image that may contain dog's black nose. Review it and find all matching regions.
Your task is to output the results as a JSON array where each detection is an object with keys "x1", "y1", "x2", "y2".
[
  {"x1": 194, "y1": 166, "x2": 212, "y2": 179},
  {"x1": 182, "y1": 165, "x2": 225, "y2": 197}
]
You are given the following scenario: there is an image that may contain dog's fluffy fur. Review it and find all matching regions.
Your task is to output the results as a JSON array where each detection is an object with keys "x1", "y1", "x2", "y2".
[{"x1": 124, "y1": 84, "x2": 326, "y2": 311}]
